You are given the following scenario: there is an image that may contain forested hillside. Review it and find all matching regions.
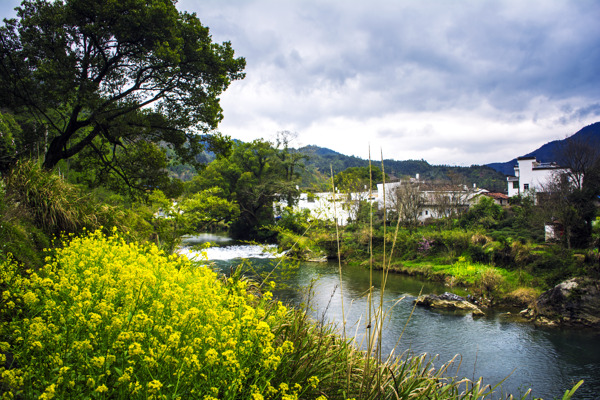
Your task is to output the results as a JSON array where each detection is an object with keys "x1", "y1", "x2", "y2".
[{"x1": 297, "y1": 145, "x2": 508, "y2": 192}]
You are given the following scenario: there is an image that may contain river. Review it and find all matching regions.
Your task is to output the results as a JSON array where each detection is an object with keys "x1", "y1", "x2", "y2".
[{"x1": 180, "y1": 234, "x2": 600, "y2": 399}]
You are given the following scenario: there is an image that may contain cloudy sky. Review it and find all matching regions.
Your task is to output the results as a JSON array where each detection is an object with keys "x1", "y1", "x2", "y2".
[{"x1": 2, "y1": 1, "x2": 600, "y2": 166}]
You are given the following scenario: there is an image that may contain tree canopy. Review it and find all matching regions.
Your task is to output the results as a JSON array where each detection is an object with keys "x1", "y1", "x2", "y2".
[
  {"x1": 186, "y1": 139, "x2": 304, "y2": 240},
  {"x1": 0, "y1": 0, "x2": 245, "y2": 179}
]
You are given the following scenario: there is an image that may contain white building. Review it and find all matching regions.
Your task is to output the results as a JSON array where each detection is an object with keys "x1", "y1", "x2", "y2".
[
  {"x1": 376, "y1": 180, "x2": 488, "y2": 222},
  {"x1": 274, "y1": 191, "x2": 374, "y2": 226},
  {"x1": 506, "y1": 157, "x2": 567, "y2": 197}
]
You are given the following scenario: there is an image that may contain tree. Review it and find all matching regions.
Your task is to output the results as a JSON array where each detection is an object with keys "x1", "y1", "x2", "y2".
[
  {"x1": 541, "y1": 136, "x2": 600, "y2": 248},
  {"x1": 274, "y1": 131, "x2": 307, "y2": 206},
  {"x1": 430, "y1": 182, "x2": 473, "y2": 222},
  {"x1": 332, "y1": 166, "x2": 384, "y2": 224},
  {"x1": 391, "y1": 182, "x2": 425, "y2": 231},
  {"x1": 145, "y1": 188, "x2": 238, "y2": 252},
  {"x1": 460, "y1": 196, "x2": 504, "y2": 229},
  {"x1": 0, "y1": 0, "x2": 245, "y2": 178},
  {"x1": 190, "y1": 139, "x2": 304, "y2": 241},
  {"x1": 67, "y1": 139, "x2": 178, "y2": 198},
  {"x1": 333, "y1": 166, "x2": 384, "y2": 193},
  {"x1": 179, "y1": 188, "x2": 240, "y2": 233},
  {"x1": 554, "y1": 134, "x2": 600, "y2": 190}
]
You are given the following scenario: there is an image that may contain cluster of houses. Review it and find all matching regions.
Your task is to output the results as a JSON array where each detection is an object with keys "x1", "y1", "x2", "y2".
[{"x1": 275, "y1": 157, "x2": 568, "y2": 232}]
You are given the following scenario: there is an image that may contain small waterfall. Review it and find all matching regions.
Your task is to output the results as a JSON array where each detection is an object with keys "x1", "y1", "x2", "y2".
[
  {"x1": 180, "y1": 244, "x2": 281, "y2": 261},
  {"x1": 179, "y1": 233, "x2": 283, "y2": 261}
]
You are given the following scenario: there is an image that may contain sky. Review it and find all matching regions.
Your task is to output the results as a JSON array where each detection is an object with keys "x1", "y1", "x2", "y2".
[{"x1": 2, "y1": 0, "x2": 600, "y2": 166}]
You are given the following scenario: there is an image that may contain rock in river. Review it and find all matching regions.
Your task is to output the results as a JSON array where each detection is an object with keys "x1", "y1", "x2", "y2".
[
  {"x1": 532, "y1": 278, "x2": 600, "y2": 328},
  {"x1": 413, "y1": 292, "x2": 485, "y2": 317}
]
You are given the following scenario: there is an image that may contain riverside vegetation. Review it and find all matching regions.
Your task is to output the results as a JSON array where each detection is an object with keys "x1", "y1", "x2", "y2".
[
  {"x1": 0, "y1": 161, "x2": 587, "y2": 399},
  {"x1": 275, "y1": 189, "x2": 600, "y2": 312},
  {"x1": 0, "y1": 0, "x2": 594, "y2": 396}
]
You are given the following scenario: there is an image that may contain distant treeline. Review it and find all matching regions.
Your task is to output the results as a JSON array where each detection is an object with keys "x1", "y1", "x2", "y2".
[
  {"x1": 296, "y1": 145, "x2": 508, "y2": 192},
  {"x1": 167, "y1": 143, "x2": 509, "y2": 192}
]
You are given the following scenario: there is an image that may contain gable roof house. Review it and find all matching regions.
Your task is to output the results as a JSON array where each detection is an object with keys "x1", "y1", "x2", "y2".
[
  {"x1": 478, "y1": 192, "x2": 510, "y2": 206},
  {"x1": 377, "y1": 179, "x2": 488, "y2": 222},
  {"x1": 506, "y1": 156, "x2": 568, "y2": 197}
]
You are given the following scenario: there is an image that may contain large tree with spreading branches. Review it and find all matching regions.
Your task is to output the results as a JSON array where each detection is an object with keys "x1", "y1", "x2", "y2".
[{"x1": 0, "y1": 0, "x2": 245, "y2": 185}]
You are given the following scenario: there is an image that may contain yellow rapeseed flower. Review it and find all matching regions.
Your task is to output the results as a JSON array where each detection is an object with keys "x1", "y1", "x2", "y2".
[{"x1": 1, "y1": 230, "x2": 302, "y2": 399}]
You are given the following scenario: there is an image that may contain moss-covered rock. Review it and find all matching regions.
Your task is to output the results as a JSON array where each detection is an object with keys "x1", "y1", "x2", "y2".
[{"x1": 533, "y1": 278, "x2": 600, "y2": 328}]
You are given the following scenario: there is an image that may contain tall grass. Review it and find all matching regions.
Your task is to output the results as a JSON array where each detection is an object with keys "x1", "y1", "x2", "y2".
[{"x1": 5, "y1": 160, "x2": 97, "y2": 234}]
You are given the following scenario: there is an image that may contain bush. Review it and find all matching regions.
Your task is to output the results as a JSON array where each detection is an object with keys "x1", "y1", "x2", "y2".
[
  {"x1": 477, "y1": 268, "x2": 505, "y2": 298},
  {"x1": 527, "y1": 247, "x2": 577, "y2": 287}
]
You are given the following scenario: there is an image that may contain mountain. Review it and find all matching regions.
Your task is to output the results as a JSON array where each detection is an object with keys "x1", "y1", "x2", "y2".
[
  {"x1": 486, "y1": 122, "x2": 600, "y2": 175},
  {"x1": 296, "y1": 146, "x2": 508, "y2": 192}
]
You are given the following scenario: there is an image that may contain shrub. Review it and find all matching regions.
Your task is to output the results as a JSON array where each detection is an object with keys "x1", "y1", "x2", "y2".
[
  {"x1": 477, "y1": 268, "x2": 505, "y2": 298},
  {"x1": 503, "y1": 288, "x2": 540, "y2": 308}
]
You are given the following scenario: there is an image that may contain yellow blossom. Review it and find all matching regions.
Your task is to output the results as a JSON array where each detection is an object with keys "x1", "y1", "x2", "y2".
[
  {"x1": 95, "y1": 384, "x2": 108, "y2": 393},
  {"x1": 308, "y1": 375, "x2": 320, "y2": 389},
  {"x1": 147, "y1": 379, "x2": 163, "y2": 394}
]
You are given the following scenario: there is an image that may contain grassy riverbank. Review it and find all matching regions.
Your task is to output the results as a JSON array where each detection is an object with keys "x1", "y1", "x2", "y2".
[
  {"x1": 275, "y1": 208, "x2": 599, "y2": 309},
  {"x1": 0, "y1": 163, "x2": 585, "y2": 398},
  {"x1": 2, "y1": 230, "x2": 572, "y2": 399}
]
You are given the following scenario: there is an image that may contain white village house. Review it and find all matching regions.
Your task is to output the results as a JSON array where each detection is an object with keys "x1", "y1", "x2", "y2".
[
  {"x1": 506, "y1": 156, "x2": 568, "y2": 197},
  {"x1": 506, "y1": 156, "x2": 577, "y2": 241},
  {"x1": 277, "y1": 174, "x2": 504, "y2": 226},
  {"x1": 376, "y1": 179, "x2": 490, "y2": 222},
  {"x1": 274, "y1": 191, "x2": 371, "y2": 226}
]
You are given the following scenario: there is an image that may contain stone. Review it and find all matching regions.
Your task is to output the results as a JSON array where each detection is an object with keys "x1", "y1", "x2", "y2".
[
  {"x1": 533, "y1": 278, "x2": 600, "y2": 328},
  {"x1": 414, "y1": 293, "x2": 485, "y2": 317}
]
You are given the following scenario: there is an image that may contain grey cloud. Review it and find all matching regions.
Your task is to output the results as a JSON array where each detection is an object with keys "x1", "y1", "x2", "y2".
[{"x1": 557, "y1": 103, "x2": 600, "y2": 125}]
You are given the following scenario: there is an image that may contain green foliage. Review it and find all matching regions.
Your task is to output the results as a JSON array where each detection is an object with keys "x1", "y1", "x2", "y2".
[
  {"x1": 0, "y1": 112, "x2": 20, "y2": 172},
  {"x1": 333, "y1": 166, "x2": 385, "y2": 192},
  {"x1": 6, "y1": 160, "x2": 103, "y2": 235},
  {"x1": 179, "y1": 188, "x2": 240, "y2": 232},
  {"x1": 276, "y1": 208, "x2": 313, "y2": 236},
  {"x1": 65, "y1": 139, "x2": 181, "y2": 199},
  {"x1": 191, "y1": 139, "x2": 304, "y2": 241},
  {"x1": 460, "y1": 196, "x2": 504, "y2": 229},
  {"x1": 0, "y1": 0, "x2": 244, "y2": 187},
  {"x1": 526, "y1": 246, "x2": 578, "y2": 287},
  {"x1": 140, "y1": 188, "x2": 240, "y2": 253}
]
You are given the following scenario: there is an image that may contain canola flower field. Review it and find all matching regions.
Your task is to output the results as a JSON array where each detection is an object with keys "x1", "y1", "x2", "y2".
[{"x1": 0, "y1": 229, "x2": 322, "y2": 400}]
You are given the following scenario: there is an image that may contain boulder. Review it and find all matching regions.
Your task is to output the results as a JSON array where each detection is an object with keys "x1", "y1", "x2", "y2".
[
  {"x1": 533, "y1": 278, "x2": 600, "y2": 328},
  {"x1": 414, "y1": 292, "x2": 485, "y2": 317}
]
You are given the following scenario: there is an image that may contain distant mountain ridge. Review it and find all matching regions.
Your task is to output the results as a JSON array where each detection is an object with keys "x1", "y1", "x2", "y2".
[
  {"x1": 486, "y1": 122, "x2": 600, "y2": 175},
  {"x1": 296, "y1": 146, "x2": 508, "y2": 192}
]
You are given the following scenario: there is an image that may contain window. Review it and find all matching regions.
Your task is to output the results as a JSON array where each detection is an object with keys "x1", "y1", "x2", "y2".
[
  {"x1": 524, "y1": 183, "x2": 530, "y2": 190},
  {"x1": 512, "y1": 181, "x2": 519, "y2": 189},
  {"x1": 425, "y1": 210, "x2": 429, "y2": 215}
]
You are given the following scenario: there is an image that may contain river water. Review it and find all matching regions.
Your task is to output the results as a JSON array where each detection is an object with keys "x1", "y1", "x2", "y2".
[{"x1": 180, "y1": 234, "x2": 600, "y2": 399}]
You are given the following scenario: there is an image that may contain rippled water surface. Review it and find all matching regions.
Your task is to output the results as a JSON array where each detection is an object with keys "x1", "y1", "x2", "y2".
[{"x1": 182, "y1": 235, "x2": 600, "y2": 399}]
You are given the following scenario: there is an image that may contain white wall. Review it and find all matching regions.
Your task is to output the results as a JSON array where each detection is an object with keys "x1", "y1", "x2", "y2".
[
  {"x1": 507, "y1": 158, "x2": 565, "y2": 197},
  {"x1": 275, "y1": 192, "x2": 372, "y2": 226}
]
